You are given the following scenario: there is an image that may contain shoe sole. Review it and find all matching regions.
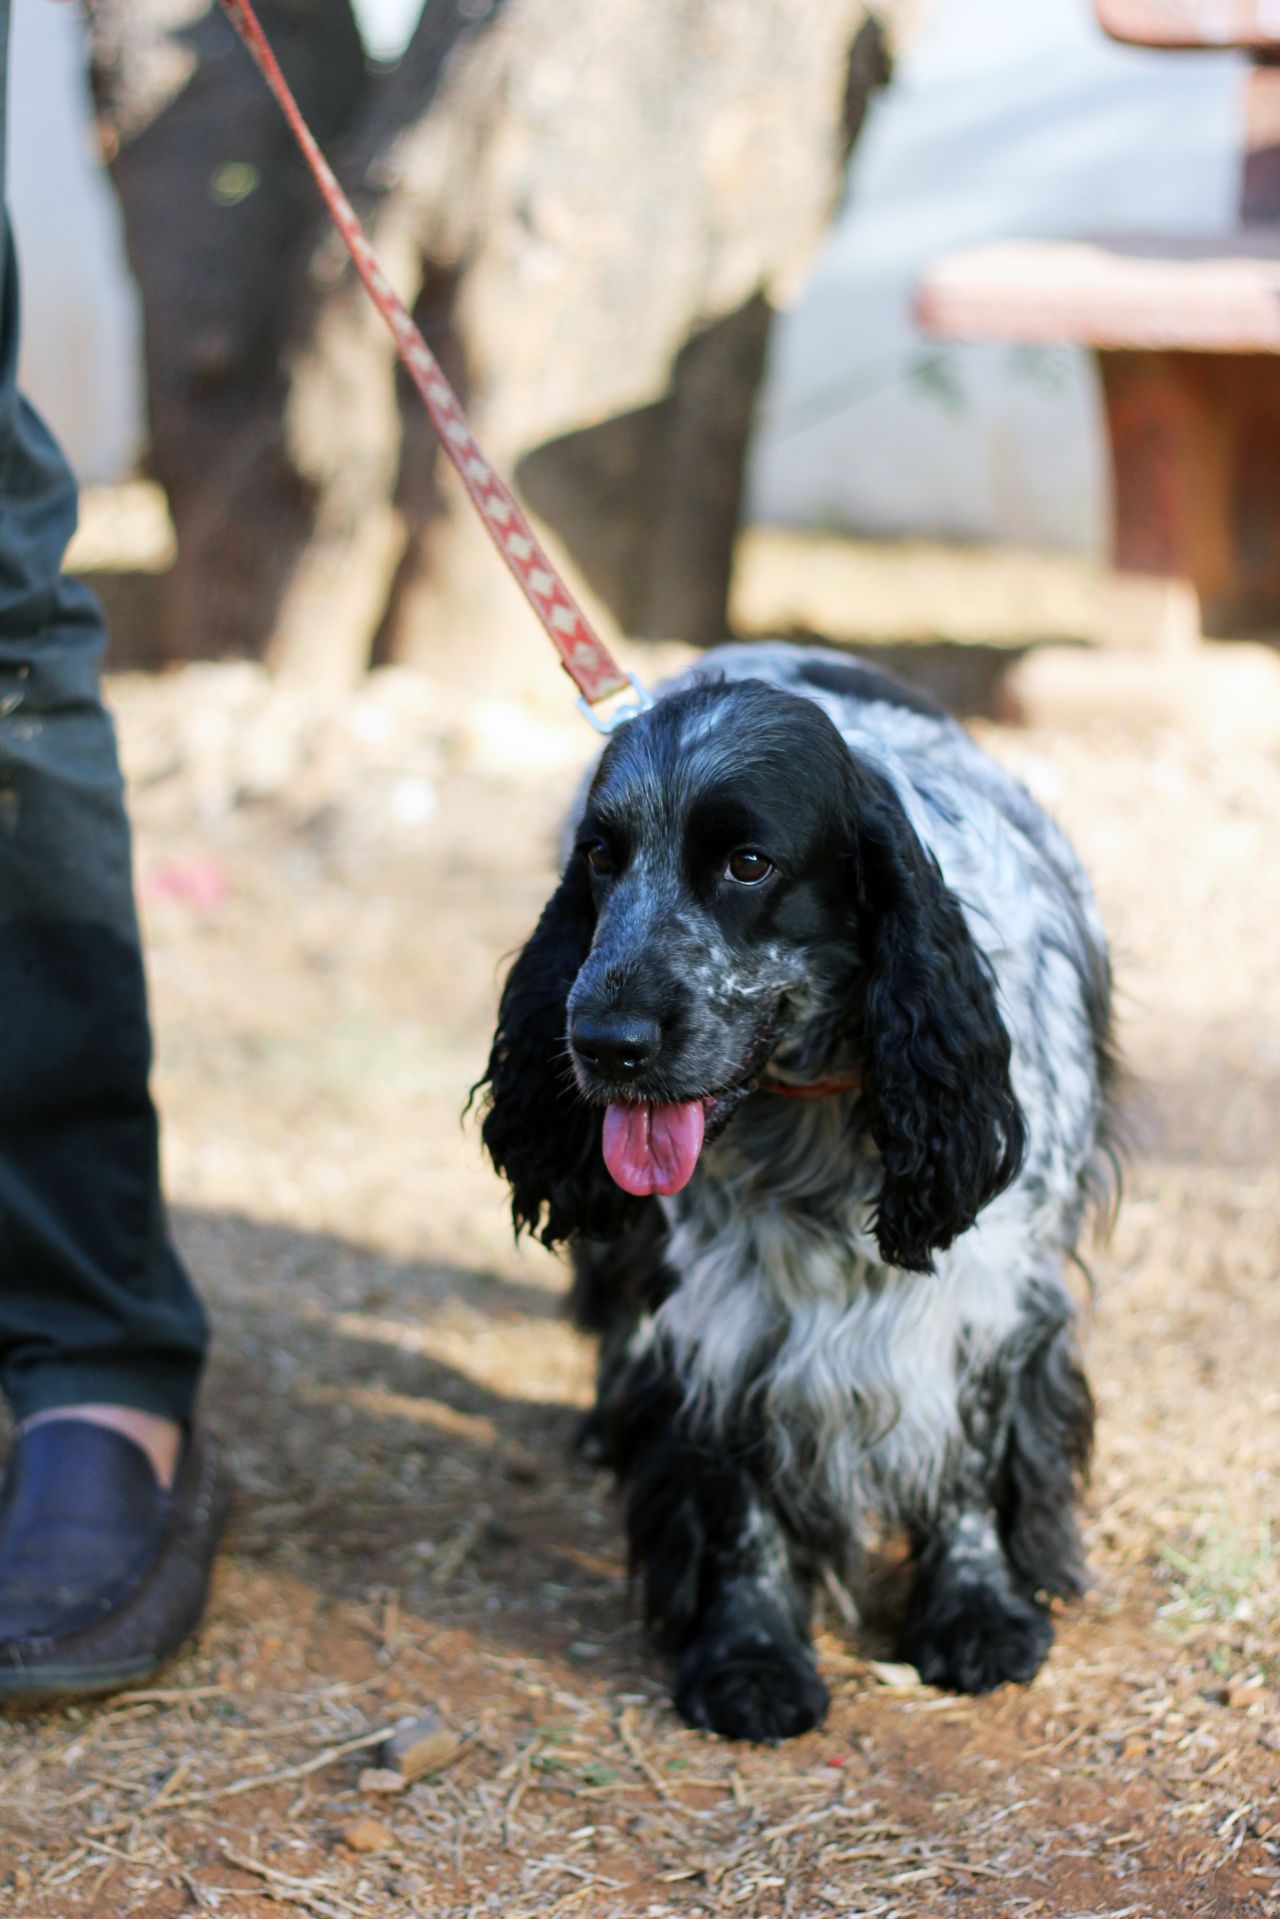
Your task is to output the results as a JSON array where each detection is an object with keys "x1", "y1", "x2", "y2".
[{"x1": 0, "y1": 1650, "x2": 168, "y2": 1707}]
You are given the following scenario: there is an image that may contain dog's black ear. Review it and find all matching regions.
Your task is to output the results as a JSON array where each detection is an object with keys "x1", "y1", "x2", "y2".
[
  {"x1": 478, "y1": 855, "x2": 642, "y2": 1249},
  {"x1": 851, "y1": 769, "x2": 1026, "y2": 1273}
]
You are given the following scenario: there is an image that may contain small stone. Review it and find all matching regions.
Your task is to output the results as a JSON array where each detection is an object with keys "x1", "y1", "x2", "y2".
[
  {"x1": 340, "y1": 1815, "x2": 395, "y2": 1853},
  {"x1": 502, "y1": 1453, "x2": 542, "y2": 1484},
  {"x1": 867, "y1": 1660, "x2": 921, "y2": 1690},
  {"x1": 358, "y1": 1767, "x2": 409, "y2": 1795},
  {"x1": 380, "y1": 1709, "x2": 462, "y2": 1781}
]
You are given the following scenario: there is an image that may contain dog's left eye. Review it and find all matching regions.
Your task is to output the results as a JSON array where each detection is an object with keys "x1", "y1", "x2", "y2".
[{"x1": 725, "y1": 849, "x2": 774, "y2": 886}]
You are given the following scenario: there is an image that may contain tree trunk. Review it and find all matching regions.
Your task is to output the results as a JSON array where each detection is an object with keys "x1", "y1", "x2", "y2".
[
  {"x1": 90, "y1": 0, "x2": 911, "y2": 680},
  {"x1": 86, "y1": 0, "x2": 371, "y2": 664}
]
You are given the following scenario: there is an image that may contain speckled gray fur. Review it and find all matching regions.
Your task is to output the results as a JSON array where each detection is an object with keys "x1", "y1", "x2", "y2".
[{"x1": 482, "y1": 642, "x2": 1115, "y2": 1738}]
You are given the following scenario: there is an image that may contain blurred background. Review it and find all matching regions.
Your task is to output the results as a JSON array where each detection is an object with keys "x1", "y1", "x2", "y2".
[
  {"x1": 9, "y1": 0, "x2": 1249, "y2": 693},
  {"x1": 5, "y1": 6, "x2": 1280, "y2": 1913},
  {"x1": 14, "y1": 0, "x2": 1242, "y2": 545}
]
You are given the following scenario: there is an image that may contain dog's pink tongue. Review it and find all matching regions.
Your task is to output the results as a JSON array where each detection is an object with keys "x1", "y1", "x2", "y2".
[{"x1": 602, "y1": 1099, "x2": 706, "y2": 1197}]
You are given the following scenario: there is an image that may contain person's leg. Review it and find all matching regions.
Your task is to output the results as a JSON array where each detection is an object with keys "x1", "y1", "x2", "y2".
[
  {"x1": 0, "y1": 3, "x2": 223, "y2": 1698},
  {"x1": 0, "y1": 223, "x2": 208, "y2": 1449},
  {"x1": 0, "y1": 0, "x2": 206, "y2": 1446}
]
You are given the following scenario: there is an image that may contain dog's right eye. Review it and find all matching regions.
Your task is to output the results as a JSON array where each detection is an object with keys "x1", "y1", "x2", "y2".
[
  {"x1": 725, "y1": 848, "x2": 774, "y2": 886},
  {"x1": 584, "y1": 840, "x2": 615, "y2": 878}
]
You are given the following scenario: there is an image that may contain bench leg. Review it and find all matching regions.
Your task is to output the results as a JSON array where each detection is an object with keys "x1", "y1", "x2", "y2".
[{"x1": 1099, "y1": 350, "x2": 1280, "y2": 642}]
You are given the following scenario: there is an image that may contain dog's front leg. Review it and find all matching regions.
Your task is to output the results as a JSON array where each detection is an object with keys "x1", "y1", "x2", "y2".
[
  {"x1": 895, "y1": 1305, "x2": 1092, "y2": 1693},
  {"x1": 614, "y1": 1354, "x2": 828, "y2": 1742},
  {"x1": 671, "y1": 1507, "x2": 830, "y2": 1743},
  {"x1": 899, "y1": 1509, "x2": 1054, "y2": 1693}
]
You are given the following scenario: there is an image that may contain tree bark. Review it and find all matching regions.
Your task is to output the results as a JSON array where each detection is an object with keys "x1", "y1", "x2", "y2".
[
  {"x1": 90, "y1": 0, "x2": 911, "y2": 680},
  {"x1": 86, "y1": 0, "x2": 371, "y2": 663}
]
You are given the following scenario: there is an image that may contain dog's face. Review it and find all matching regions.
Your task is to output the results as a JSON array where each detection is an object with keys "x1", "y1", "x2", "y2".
[
  {"x1": 480, "y1": 676, "x2": 1025, "y2": 1270},
  {"x1": 565, "y1": 684, "x2": 861, "y2": 1195}
]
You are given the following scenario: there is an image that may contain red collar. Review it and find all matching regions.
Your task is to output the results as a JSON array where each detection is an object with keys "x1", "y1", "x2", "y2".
[{"x1": 761, "y1": 1072, "x2": 863, "y2": 1100}]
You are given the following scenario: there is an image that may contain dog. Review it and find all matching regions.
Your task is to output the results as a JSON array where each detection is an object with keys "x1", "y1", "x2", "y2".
[{"x1": 478, "y1": 641, "x2": 1117, "y2": 1742}]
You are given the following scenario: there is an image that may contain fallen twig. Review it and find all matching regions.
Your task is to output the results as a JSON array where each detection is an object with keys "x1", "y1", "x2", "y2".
[
  {"x1": 86, "y1": 1726, "x2": 393, "y2": 1839},
  {"x1": 221, "y1": 1844, "x2": 370, "y2": 1918},
  {"x1": 616, "y1": 1706, "x2": 696, "y2": 1814}
]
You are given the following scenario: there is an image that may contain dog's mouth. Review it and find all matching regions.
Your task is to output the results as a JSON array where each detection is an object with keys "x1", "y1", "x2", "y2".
[{"x1": 594, "y1": 1016, "x2": 780, "y2": 1200}]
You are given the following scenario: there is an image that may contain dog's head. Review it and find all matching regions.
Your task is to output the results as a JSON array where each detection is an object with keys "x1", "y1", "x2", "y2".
[{"x1": 479, "y1": 677, "x2": 1024, "y2": 1270}]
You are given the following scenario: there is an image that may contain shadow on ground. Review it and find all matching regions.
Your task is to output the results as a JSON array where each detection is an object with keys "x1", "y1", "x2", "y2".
[{"x1": 180, "y1": 1206, "x2": 660, "y2": 1685}]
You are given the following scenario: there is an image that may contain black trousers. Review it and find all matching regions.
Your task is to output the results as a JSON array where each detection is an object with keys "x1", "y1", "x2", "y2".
[{"x1": 0, "y1": 5, "x2": 207, "y2": 1422}]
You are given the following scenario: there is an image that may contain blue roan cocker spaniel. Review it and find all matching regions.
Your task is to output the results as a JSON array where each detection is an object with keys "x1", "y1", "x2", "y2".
[{"x1": 479, "y1": 642, "x2": 1118, "y2": 1742}]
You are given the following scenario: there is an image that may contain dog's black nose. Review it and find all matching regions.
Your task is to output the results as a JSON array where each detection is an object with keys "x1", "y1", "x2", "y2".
[{"x1": 571, "y1": 1013, "x2": 661, "y2": 1080}]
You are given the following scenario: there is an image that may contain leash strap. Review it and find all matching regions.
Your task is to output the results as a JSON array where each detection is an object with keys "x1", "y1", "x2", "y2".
[{"x1": 219, "y1": 0, "x2": 649, "y2": 729}]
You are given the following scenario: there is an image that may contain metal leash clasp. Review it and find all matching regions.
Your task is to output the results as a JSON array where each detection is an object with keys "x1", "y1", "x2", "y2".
[{"x1": 576, "y1": 672, "x2": 654, "y2": 735}]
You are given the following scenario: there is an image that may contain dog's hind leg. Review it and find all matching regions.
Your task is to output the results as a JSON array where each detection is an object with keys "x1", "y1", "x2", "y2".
[
  {"x1": 995, "y1": 1311, "x2": 1094, "y2": 1604},
  {"x1": 612, "y1": 1352, "x2": 828, "y2": 1742}
]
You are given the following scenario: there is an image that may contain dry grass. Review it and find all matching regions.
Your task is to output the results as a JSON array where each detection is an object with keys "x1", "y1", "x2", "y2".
[{"x1": 2, "y1": 540, "x2": 1279, "y2": 1916}]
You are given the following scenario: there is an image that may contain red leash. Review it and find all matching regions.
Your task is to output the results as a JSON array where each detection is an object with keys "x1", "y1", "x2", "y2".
[
  {"x1": 219, "y1": 4, "x2": 868, "y2": 1107},
  {"x1": 218, "y1": 0, "x2": 649, "y2": 733}
]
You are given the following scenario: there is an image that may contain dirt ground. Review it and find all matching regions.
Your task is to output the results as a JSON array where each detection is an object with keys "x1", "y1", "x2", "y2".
[{"x1": 2, "y1": 531, "x2": 1279, "y2": 1918}]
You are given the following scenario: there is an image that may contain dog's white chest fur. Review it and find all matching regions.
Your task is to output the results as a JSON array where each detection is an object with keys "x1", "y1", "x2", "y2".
[{"x1": 656, "y1": 1097, "x2": 1029, "y2": 1527}]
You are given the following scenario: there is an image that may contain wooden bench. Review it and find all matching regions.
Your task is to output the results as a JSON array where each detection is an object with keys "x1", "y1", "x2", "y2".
[
  {"x1": 917, "y1": 2, "x2": 1280, "y2": 641},
  {"x1": 1097, "y1": 2, "x2": 1280, "y2": 54}
]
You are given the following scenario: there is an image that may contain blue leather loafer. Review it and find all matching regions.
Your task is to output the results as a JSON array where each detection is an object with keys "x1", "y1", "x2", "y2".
[{"x1": 0, "y1": 1420, "x2": 229, "y2": 1703}]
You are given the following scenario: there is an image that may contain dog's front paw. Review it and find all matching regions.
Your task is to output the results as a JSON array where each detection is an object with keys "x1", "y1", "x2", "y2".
[
  {"x1": 675, "y1": 1631, "x2": 829, "y2": 1742},
  {"x1": 901, "y1": 1583, "x2": 1053, "y2": 1694}
]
